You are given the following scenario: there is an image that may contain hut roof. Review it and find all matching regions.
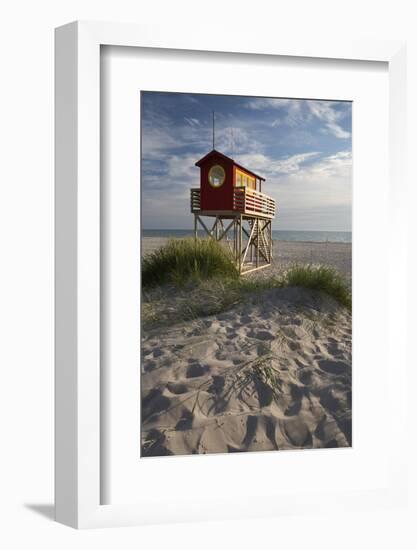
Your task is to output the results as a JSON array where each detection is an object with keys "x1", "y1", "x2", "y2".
[{"x1": 195, "y1": 149, "x2": 266, "y2": 181}]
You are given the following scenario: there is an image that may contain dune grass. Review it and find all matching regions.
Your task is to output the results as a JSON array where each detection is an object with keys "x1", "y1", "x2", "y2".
[
  {"x1": 280, "y1": 264, "x2": 351, "y2": 310},
  {"x1": 142, "y1": 239, "x2": 351, "y2": 316},
  {"x1": 142, "y1": 237, "x2": 239, "y2": 288},
  {"x1": 223, "y1": 264, "x2": 351, "y2": 310}
]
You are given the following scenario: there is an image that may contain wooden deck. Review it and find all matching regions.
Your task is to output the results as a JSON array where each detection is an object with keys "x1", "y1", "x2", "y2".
[{"x1": 191, "y1": 187, "x2": 276, "y2": 219}]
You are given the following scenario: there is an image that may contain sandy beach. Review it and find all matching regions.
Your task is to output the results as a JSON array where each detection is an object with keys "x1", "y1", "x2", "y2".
[{"x1": 141, "y1": 237, "x2": 352, "y2": 457}]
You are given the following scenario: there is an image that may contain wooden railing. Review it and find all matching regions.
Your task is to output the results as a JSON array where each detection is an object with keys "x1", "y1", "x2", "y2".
[
  {"x1": 233, "y1": 187, "x2": 276, "y2": 218},
  {"x1": 191, "y1": 187, "x2": 276, "y2": 218},
  {"x1": 191, "y1": 188, "x2": 201, "y2": 212}
]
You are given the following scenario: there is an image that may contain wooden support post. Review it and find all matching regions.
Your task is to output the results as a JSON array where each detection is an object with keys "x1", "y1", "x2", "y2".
[
  {"x1": 194, "y1": 213, "x2": 197, "y2": 241},
  {"x1": 233, "y1": 218, "x2": 236, "y2": 259},
  {"x1": 193, "y1": 212, "x2": 273, "y2": 275},
  {"x1": 239, "y1": 215, "x2": 243, "y2": 273},
  {"x1": 235, "y1": 216, "x2": 238, "y2": 263},
  {"x1": 250, "y1": 220, "x2": 253, "y2": 264},
  {"x1": 211, "y1": 217, "x2": 218, "y2": 238},
  {"x1": 256, "y1": 219, "x2": 259, "y2": 268},
  {"x1": 218, "y1": 218, "x2": 235, "y2": 243},
  {"x1": 258, "y1": 221, "x2": 269, "y2": 263},
  {"x1": 196, "y1": 215, "x2": 213, "y2": 238},
  {"x1": 241, "y1": 218, "x2": 257, "y2": 268}
]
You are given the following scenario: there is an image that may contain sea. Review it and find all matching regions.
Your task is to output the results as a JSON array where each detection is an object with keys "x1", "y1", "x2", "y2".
[{"x1": 142, "y1": 229, "x2": 352, "y2": 243}]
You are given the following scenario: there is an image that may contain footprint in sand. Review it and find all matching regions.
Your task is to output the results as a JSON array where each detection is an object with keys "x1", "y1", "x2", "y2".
[
  {"x1": 143, "y1": 359, "x2": 157, "y2": 373},
  {"x1": 284, "y1": 384, "x2": 304, "y2": 416},
  {"x1": 265, "y1": 416, "x2": 279, "y2": 450},
  {"x1": 242, "y1": 415, "x2": 258, "y2": 448},
  {"x1": 282, "y1": 417, "x2": 313, "y2": 448},
  {"x1": 314, "y1": 414, "x2": 332, "y2": 441},
  {"x1": 287, "y1": 340, "x2": 302, "y2": 351},
  {"x1": 175, "y1": 409, "x2": 194, "y2": 431},
  {"x1": 248, "y1": 329, "x2": 275, "y2": 341},
  {"x1": 186, "y1": 363, "x2": 209, "y2": 378},
  {"x1": 215, "y1": 350, "x2": 229, "y2": 361},
  {"x1": 142, "y1": 428, "x2": 173, "y2": 457},
  {"x1": 325, "y1": 342, "x2": 344, "y2": 358},
  {"x1": 298, "y1": 368, "x2": 314, "y2": 385},
  {"x1": 142, "y1": 388, "x2": 172, "y2": 420},
  {"x1": 254, "y1": 378, "x2": 274, "y2": 407},
  {"x1": 208, "y1": 375, "x2": 225, "y2": 395},
  {"x1": 318, "y1": 387, "x2": 342, "y2": 413},
  {"x1": 166, "y1": 382, "x2": 189, "y2": 395},
  {"x1": 318, "y1": 359, "x2": 349, "y2": 375}
]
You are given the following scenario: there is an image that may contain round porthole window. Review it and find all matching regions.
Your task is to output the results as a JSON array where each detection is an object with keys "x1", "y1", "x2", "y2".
[{"x1": 208, "y1": 165, "x2": 226, "y2": 188}]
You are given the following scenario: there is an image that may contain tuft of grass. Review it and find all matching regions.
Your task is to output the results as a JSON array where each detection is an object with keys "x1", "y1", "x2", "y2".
[
  {"x1": 253, "y1": 362, "x2": 280, "y2": 391},
  {"x1": 279, "y1": 264, "x2": 351, "y2": 310},
  {"x1": 142, "y1": 238, "x2": 238, "y2": 288},
  {"x1": 224, "y1": 263, "x2": 351, "y2": 310}
]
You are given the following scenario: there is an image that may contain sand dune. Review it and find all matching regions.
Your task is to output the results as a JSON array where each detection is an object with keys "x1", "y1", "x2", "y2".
[{"x1": 141, "y1": 287, "x2": 352, "y2": 456}]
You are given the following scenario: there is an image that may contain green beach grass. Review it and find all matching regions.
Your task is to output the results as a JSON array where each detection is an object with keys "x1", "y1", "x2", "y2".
[
  {"x1": 142, "y1": 238, "x2": 351, "y2": 312},
  {"x1": 142, "y1": 237, "x2": 239, "y2": 287}
]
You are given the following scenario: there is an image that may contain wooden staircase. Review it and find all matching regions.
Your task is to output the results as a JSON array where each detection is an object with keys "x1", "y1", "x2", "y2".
[{"x1": 247, "y1": 219, "x2": 271, "y2": 264}]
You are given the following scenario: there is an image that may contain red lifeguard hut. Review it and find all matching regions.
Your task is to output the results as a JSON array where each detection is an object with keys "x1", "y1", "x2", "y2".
[{"x1": 191, "y1": 149, "x2": 276, "y2": 274}]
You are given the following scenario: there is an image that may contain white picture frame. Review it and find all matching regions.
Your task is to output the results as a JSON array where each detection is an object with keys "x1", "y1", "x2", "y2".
[{"x1": 55, "y1": 21, "x2": 407, "y2": 529}]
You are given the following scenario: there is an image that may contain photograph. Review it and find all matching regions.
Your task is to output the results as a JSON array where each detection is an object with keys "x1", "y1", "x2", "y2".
[{"x1": 140, "y1": 91, "x2": 352, "y2": 457}]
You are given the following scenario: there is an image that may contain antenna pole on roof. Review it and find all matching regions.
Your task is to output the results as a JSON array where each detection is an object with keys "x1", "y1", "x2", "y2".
[
  {"x1": 212, "y1": 111, "x2": 215, "y2": 150},
  {"x1": 231, "y1": 127, "x2": 234, "y2": 159}
]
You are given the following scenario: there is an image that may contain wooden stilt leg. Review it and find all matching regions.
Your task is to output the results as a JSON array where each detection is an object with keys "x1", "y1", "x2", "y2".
[
  {"x1": 256, "y1": 220, "x2": 259, "y2": 268},
  {"x1": 194, "y1": 213, "x2": 274, "y2": 275},
  {"x1": 239, "y1": 215, "x2": 243, "y2": 274}
]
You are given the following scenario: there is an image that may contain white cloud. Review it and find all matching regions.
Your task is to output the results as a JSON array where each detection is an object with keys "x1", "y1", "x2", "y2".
[
  {"x1": 141, "y1": 153, "x2": 201, "y2": 228},
  {"x1": 245, "y1": 98, "x2": 292, "y2": 110},
  {"x1": 233, "y1": 153, "x2": 269, "y2": 174},
  {"x1": 166, "y1": 154, "x2": 200, "y2": 188},
  {"x1": 324, "y1": 122, "x2": 350, "y2": 139},
  {"x1": 232, "y1": 149, "x2": 352, "y2": 224},
  {"x1": 308, "y1": 101, "x2": 351, "y2": 139},
  {"x1": 276, "y1": 151, "x2": 352, "y2": 187},
  {"x1": 234, "y1": 151, "x2": 320, "y2": 177},
  {"x1": 184, "y1": 117, "x2": 200, "y2": 127},
  {"x1": 270, "y1": 101, "x2": 306, "y2": 128},
  {"x1": 141, "y1": 128, "x2": 180, "y2": 160},
  {"x1": 247, "y1": 98, "x2": 351, "y2": 140},
  {"x1": 274, "y1": 152, "x2": 320, "y2": 174},
  {"x1": 264, "y1": 151, "x2": 352, "y2": 227},
  {"x1": 246, "y1": 99, "x2": 313, "y2": 131},
  {"x1": 214, "y1": 126, "x2": 261, "y2": 157},
  {"x1": 142, "y1": 122, "x2": 209, "y2": 161}
]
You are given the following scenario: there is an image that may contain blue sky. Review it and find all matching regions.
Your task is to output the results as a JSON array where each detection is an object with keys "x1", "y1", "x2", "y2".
[{"x1": 141, "y1": 92, "x2": 352, "y2": 231}]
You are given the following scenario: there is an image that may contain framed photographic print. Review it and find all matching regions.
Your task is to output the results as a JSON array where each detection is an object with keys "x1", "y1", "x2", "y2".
[
  {"x1": 55, "y1": 21, "x2": 407, "y2": 528},
  {"x1": 140, "y1": 90, "x2": 353, "y2": 457}
]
